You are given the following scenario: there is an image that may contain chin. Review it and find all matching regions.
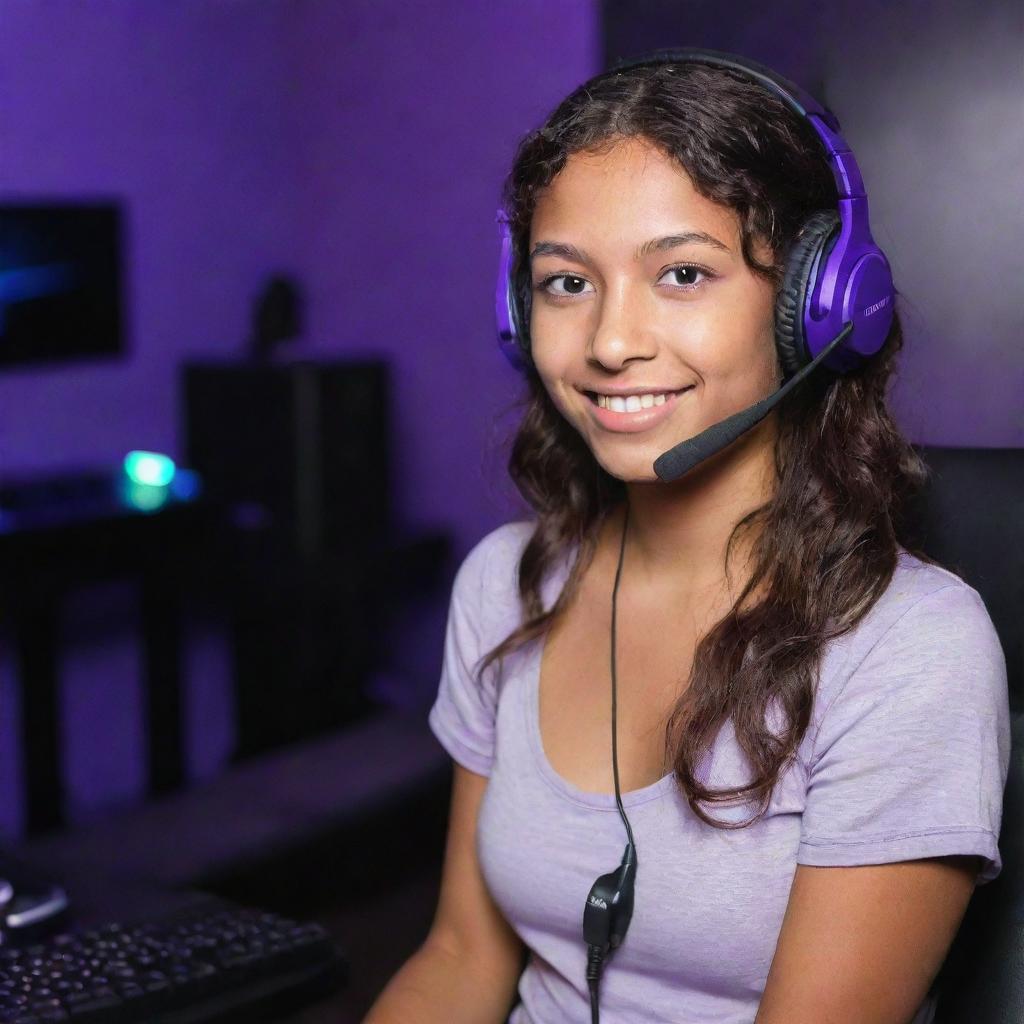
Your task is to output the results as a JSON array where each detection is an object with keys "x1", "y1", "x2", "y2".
[{"x1": 591, "y1": 445, "x2": 663, "y2": 483}]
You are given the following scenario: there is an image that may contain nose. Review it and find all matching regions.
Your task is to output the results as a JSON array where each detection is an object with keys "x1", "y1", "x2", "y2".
[{"x1": 586, "y1": 281, "x2": 658, "y2": 371}]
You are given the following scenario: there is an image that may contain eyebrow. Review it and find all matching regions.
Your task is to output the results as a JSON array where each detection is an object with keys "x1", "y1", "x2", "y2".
[{"x1": 530, "y1": 231, "x2": 732, "y2": 265}]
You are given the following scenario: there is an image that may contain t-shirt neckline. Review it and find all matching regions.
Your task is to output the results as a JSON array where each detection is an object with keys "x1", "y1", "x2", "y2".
[{"x1": 524, "y1": 630, "x2": 677, "y2": 811}]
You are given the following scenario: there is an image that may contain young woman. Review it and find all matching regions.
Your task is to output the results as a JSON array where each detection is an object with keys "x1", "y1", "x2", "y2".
[{"x1": 365, "y1": 52, "x2": 1009, "y2": 1024}]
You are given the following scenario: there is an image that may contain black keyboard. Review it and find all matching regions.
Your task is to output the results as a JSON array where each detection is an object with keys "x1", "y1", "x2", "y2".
[{"x1": 0, "y1": 897, "x2": 347, "y2": 1023}]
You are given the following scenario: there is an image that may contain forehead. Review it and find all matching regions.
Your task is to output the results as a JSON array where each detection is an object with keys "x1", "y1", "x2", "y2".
[{"x1": 529, "y1": 136, "x2": 741, "y2": 252}]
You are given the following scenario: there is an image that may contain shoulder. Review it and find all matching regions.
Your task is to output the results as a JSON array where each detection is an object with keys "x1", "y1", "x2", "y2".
[
  {"x1": 448, "y1": 519, "x2": 580, "y2": 657},
  {"x1": 843, "y1": 548, "x2": 1003, "y2": 651},
  {"x1": 862, "y1": 549, "x2": 999, "y2": 649},
  {"x1": 818, "y1": 548, "x2": 1006, "y2": 713},
  {"x1": 447, "y1": 520, "x2": 536, "y2": 637},
  {"x1": 452, "y1": 519, "x2": 535, "y2": 601},
  {"x1": 429, "y1": 522, "x2": 538, "y2": 776}
]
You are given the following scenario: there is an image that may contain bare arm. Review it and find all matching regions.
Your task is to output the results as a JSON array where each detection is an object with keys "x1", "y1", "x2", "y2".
[
  {"x1": 363, "y1": 763, "x2": 526, "y2": 1023},
  {"x1": 754, "y1": 855, "x2": 979, "y2": 1023}
]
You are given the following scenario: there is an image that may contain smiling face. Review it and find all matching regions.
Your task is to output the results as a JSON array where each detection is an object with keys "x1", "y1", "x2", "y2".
[{"x1": 528, "y1": 135, "x2": 782, "y2": 483}]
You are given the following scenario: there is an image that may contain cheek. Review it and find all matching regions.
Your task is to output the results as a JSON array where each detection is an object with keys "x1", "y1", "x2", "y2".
[
  {"x1": 529, "y1": 352, "x2": 572, "y2": 418},
  {"x1": 530, "y1": 336, "x2": 574, "y2": 397},
  {"x1": 700, "y1": 301, "x2": 778, "y2": 385}
]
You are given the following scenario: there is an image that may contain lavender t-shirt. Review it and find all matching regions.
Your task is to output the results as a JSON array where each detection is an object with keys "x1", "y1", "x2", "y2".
[{"x1": 428, "y1": 521, "x2": 1010, "y2": 1024}]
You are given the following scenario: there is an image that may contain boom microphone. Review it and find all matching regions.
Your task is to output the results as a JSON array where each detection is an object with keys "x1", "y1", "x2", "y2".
[{"x1": 652, "y1": 321, "x2": 854, "y2": 483}]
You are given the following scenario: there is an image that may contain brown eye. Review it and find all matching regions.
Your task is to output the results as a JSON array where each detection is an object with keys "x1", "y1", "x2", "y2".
[
  {"x1": 539, "y1": 274, "x2": 594, "y2": 297},
  {"x1": 659, "y1": 265, "x2": 713, "y2": 289}
]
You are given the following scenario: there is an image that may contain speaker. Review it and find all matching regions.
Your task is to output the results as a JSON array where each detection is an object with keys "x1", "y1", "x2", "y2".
[
  {"x1": 182, "y1": 360, "x2": 392, "y2": 755},
  {"x1": 181, "y1": 360, "x2": 391, "y2": 561}
]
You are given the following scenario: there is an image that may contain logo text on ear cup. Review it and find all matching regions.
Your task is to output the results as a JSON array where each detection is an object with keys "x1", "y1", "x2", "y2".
[
  {"x1": 588, "y1": 896, "x2": 608, "y2": 910},
  {"x1": 863, "y1": 296, "x2": 890, "y2": 317}
]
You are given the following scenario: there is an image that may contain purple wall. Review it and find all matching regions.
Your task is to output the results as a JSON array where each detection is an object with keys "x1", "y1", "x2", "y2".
[
  {"x1": 0, "y1": 0, "x2": 599, "y2": 837},
  {"x1": 0, "y1": 0, "x2": 301, "y2": 839},
  {"x1": 0, "y1": 1, "x2": 302, "y2": 475},
  {"x1": 285, "y1": 0, "x2": 600, "y2": 545}
]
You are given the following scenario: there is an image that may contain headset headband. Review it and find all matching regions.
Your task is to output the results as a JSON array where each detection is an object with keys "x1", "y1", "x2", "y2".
[{"x1": 609, "y1": 49, "x2": 866, "y2": 202}]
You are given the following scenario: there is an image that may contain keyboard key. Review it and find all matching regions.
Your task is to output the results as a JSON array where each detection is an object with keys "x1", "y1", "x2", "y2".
[
  {"x1": 0, "y1": 899, "x2": 345, "y2": 1022},
  {"x1": 65, "y1": 988, "x2": 121, "y2": 1016}
]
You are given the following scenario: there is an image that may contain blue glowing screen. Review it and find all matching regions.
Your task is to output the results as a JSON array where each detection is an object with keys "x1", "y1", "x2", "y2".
[{"x1": 0, "y1": 203, "x2": 124, "y2": 368}]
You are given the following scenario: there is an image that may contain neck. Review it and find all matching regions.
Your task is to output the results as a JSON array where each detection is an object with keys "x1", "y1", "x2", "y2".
[{"x1": 613, "y1": 414, "x2": 778, "y2": 595}]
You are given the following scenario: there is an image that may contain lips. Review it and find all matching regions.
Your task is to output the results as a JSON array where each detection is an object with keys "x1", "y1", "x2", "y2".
[{"x1": 584, "y1": 385, "x2": 695, "y2": 433}]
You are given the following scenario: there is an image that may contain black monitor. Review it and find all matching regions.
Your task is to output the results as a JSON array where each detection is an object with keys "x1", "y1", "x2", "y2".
[{"x1": 0, "y1": 202, "x2": 125, "y2": 369}]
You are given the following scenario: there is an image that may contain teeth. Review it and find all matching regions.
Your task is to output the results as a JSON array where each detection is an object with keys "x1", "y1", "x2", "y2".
[{"x1": 595, "y1": 390, "x2": 679, "y2": 411}]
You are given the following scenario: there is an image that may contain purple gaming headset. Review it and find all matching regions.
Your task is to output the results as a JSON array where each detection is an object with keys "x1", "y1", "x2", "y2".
[{"x1": 494, "y1": 48, "x2": 896, "y2": 483}]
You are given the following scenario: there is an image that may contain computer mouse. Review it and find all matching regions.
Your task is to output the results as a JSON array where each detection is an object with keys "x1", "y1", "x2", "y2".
[{"x1": 0, "y1": 851, "x2": 71, "y2": 947}]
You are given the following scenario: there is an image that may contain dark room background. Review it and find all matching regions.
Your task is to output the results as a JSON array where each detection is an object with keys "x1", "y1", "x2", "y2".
[
  {"x1": 0, "y1": 0, "x2": 1018, "y2": 843},
  {"x1": 0, "y1": 0, "x2": 598, "y2": 838}
]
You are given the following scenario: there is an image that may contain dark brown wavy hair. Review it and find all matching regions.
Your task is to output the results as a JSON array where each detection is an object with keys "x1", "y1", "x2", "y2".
[{"x1": 479, "y1": 60, "x2": 932, "y2": 828}]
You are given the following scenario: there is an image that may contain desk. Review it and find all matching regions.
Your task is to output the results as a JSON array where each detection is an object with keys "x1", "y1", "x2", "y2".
[
  {"x1": 0, "y1": 469, "x2": 453, "y2": 837},
  {"x1": 0, "y1": 471, "x2": 213, "y2": 835}
]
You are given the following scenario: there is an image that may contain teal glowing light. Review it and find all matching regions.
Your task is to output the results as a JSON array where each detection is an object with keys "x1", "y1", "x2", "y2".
[
  {"x1": 124, "y1": 481, "x2": 170, "y2": 512},
  {"x1": 123, "y1": 451, "x2": 176, "y2": 487}
]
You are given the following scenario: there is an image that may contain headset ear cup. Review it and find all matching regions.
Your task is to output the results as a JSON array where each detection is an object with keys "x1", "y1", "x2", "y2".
[{"x1": 774, "y1": 210, "x2": 841, "y2": 380}]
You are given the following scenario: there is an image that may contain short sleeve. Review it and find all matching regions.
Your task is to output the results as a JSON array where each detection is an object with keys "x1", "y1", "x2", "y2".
[
  {"x1": 427, "y1": 525, "x2": 524, "y2": 777},
  {"x1": 798, "y1": 582, "x2": 1011, "y2": 884}
]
